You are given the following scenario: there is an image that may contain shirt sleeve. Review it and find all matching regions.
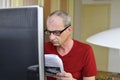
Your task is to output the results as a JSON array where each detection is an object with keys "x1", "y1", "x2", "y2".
[{"x1": 82, "y1": 46, "x2": 97, "y2": 77}]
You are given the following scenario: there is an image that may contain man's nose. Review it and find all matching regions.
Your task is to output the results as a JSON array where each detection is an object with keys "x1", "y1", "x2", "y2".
[{"x1": 49, "y1": 33, "x2": 56, "y2": 40}]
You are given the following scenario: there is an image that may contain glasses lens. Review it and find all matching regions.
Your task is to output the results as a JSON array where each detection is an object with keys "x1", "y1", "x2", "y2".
[
  {"x1": 45, "y1": 30, "x2": 61, "y2": 36},
  {"x1": 44, "y1": 25, "x2": 70, "y2": 36},
  {"x1": 45, "y1": 30, "x2": 50, "y2": 35},
  {"x1": 53, "y1": 31, "x2": 61, "y2": 36}
]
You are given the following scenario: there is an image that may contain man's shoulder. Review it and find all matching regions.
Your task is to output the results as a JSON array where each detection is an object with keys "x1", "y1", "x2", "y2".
[
  {"x1": 73, "y1": 40, "x2": 92, "y2": 49},
  {"x1": 45, "y1": 41, "x2": 52, "y2": 44},
  {"x1": 45, "y1": 42, "x2": 53, "y2": 47}
]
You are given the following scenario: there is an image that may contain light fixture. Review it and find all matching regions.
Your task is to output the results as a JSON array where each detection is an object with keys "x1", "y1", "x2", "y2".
[{"x1": 86, "y1": 27, "x2": 120, "y2": 49}]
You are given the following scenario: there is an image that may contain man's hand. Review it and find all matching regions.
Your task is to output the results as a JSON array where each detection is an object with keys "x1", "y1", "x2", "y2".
[{"x1": 55, "y1": 71, "x2": 76, "y2": 80}]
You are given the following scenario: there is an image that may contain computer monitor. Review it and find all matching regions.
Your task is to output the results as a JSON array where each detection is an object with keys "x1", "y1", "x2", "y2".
[{"x1": 0, "y1": 6, "x2": 44, "y2": 80}]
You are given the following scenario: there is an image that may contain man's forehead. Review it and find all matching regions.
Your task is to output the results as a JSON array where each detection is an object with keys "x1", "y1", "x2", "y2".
[
  {"x1": 47, "y1": 16, "x2": 63, "y2": 28},
  {"x1": 48, "y1": 18, "x2": 59, "y2": 26}
]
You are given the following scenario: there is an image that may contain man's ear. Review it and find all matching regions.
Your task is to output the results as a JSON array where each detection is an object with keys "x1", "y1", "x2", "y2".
[{"x1": 68, "y1": 26, "x2": 73, "y2": 32}]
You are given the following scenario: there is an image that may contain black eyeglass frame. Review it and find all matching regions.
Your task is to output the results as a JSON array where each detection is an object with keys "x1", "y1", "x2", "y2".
[{"x1": 44, "y1": 25, "x2": 71, "y2": 36}]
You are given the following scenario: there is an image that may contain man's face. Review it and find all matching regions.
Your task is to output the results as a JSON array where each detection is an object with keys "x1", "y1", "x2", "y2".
[{"x1": 46, "y1": 16, "x2": 71, "y2": 46}]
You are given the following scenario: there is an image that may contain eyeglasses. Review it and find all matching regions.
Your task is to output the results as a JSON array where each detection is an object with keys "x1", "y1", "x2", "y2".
[{"x1": 44, "y1": 25, "x2": 71, "y2": 36}]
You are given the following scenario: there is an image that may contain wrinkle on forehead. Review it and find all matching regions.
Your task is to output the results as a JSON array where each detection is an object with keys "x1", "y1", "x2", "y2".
[
  {"x1": 47, "y1": 16, "x2": 63, "y2": 29},
  {"x1": 49, "y1": 18, "x2": 58, "y2": 26}
]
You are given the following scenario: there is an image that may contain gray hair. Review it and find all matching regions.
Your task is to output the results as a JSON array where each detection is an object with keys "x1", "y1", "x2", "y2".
[{"x1": 47, "y1": 10, "x2": 71, "y2": 27}]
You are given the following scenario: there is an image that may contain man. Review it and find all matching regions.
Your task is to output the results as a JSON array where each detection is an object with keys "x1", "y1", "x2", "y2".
[{"x1": 44, "y1": 10, "x2": 97, "y2": 80}]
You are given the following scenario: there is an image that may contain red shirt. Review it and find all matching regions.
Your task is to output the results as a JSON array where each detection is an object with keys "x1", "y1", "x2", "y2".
[{"x1": 45, "y1": 40, "x2": 97, "y2": 80}]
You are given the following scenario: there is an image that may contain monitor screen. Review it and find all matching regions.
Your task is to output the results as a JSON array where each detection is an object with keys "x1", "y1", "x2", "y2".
[{"x1": 0, "y1": 6, "x2": 44, "y2": 80}]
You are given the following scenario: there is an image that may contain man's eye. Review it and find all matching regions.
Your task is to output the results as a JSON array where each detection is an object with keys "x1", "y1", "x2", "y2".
[{"x1": 54, "y1": 31, "x2": 60, "y2": 34}]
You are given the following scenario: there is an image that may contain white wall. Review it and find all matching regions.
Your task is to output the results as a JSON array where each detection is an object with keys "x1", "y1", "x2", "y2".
[
  {"x1": 108, "y1": 0, "x2": 120, "y2": 73},
  {"x1": 110, "y1": 0, "x2": 120, "y2": 27}
]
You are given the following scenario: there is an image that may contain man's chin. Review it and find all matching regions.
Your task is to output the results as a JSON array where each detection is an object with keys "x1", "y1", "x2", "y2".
[{"x1": 50, "y1": 41, "x2": 60, "y2": 46}]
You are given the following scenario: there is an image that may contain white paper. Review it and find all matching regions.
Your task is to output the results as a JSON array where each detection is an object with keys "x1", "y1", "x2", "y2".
[{"x1": 45, "y1": 54, "x2": 64, "y2": 77}]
